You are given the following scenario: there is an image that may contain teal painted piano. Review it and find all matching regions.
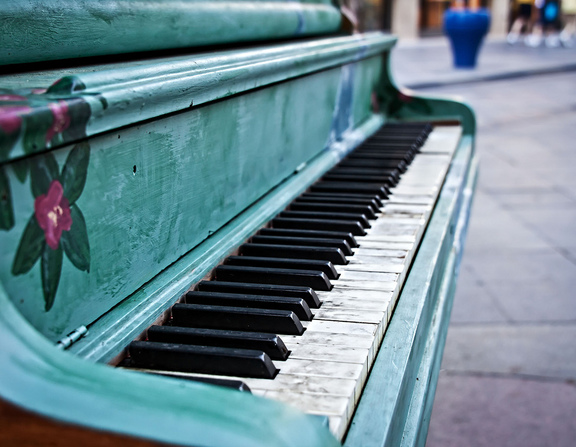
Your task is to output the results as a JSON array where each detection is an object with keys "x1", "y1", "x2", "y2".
[{"x1": 0, "y1": 1, "x2": 478, "y2": 445}]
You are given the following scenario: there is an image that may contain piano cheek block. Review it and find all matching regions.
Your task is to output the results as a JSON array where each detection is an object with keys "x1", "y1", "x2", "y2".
[{"x1": 128, "y1": 341, "x2": 279, "y2": 379}]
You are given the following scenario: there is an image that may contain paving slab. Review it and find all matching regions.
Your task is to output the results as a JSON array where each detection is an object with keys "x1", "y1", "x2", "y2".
[
  {"x1": 464, "y1": 192, "x2": 550, "y2": 253},
  {"x1": 442, "y1": 324, "x2": 576, "y2": 380},
  {"x1": 513, "y1": 208, "x2": 576, "y2": 250},
  {"x1": 450, "y1": 262, "x2": 510, "y2": 324},
  {"x1": 427, "y1": 373, "x2": 576, "y2": 447}
]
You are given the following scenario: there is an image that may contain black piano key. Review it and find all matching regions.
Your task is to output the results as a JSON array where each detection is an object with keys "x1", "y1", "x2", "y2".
[
  {"x1": 185, "y1": 290, "x2": 313, "y2": 321},
  {"x1": 295, "y1": 195, "x2": 380, "y2": 214},
  {"x1": 310, "y1": 182, "x2": 389, "y2": 200},
  {"x1": 240, "y1": 243, "x2": 348, "y2": 265},
  {"x1": 172, "y1": 303, "x2": 305, "y2": 335},
  {"x1": 215, "y1": 265, "x2": 333, "y2": 291},
  {"x1": 329, "y1": 167, "x2": 400, "y2": 178},
  {"x1": 361, "y1": 141, "x2": 419, "y2": 152},
  {"x1": 279, "y1": 211, "x2": 371, "y2": 229},
  {"x1": 272, "y1": 217, "x2": 366, "y2": 237},
  {"x1": 197, "y1": 281, "x2": 322, "y2": 308},
  {"x1": 226, "y1": 255, "x2": 339, "y2": 280},
  {"x1": 129, "y1": 340, "x2": 279, "y2": 379},
  {"x1": 290, "y1": 201, "x2": 377, "y2": 220},
  {"x1": 347, "y1": 152, "x2": 412, "y2": 163},
  {"x1": 366, "y1": 136, "x2": 425, "y2": 145},
  {"x1": 251, "y1": 234, "x2": 354, "y2": 256},
  {"x1": 338, "y1": 158, "x2": 404, "y2": 174},
  {"x1": 147, "y1": 325, "x2": 290, "y2": 361},
  {"x1": 369, "y1": 134, "x2": 425, "y2": 145},
  {"x1": 259, "y1": 228, "x2": 359, "y2": 249},
  {"x1": 301, "y1": 191, "x2": 384, "y2": 207},
  {"x1": 323, "y1": 173, "x2": 399, "y2": 186}
]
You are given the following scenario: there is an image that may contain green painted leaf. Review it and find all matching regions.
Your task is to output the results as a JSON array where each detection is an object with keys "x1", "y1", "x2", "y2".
[
  {"x1": 62, "y1": 99, "x2": 91, "y2": 142},
  {"x1": 0, "y1": 167, "x2": 15, "y2": 230},
  {"x1": 46, "y1": 76, "x2": 86, "y2": 95},
  {"x1": 41, "y1": 244, "x2": 63, "y2": 312},
  {"x1": 0, "y1": 127, "x2": 21, "y2": 162},
  {"x1": 61, "y1": 142, "x2": 90, "y2": 204},
  {"x1": 61, "y1": 205, "x2": 90, "y2": 272},
  {"x1": 30, "y1": 153, "x2": 60, "y2": 197},
  {"x1": 22, "y1": 108, "x2": 53, "y2": 155},
  {"x1": 12, "y1": 159, "x2": 29, "y2": 183},
  {"x1": 12, "y1": 215, "x2": 45, "y2": 275}
]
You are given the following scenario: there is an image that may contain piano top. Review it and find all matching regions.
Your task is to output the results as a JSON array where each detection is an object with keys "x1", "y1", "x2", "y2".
[{"x1": 1, "y1": 0, "x2": 343, "y2": 66}]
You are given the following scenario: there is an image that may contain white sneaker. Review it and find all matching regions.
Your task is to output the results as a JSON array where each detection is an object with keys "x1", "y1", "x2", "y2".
[
  {"x1": 545, "y1": 34, "x2": 561, "y2": 48},
  {"x1": 507, "y1": 33, "x2": 520, "y2": 45},
  {"x1": 560, "y1": 31, "x2": 574, "y2": 47},
  {"x1": 525, "y1": 34, "x2": 542, "y2": 47}
]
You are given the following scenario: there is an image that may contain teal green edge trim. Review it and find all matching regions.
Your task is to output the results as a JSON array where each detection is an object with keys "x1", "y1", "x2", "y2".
[
  {"x1": 0, "y1": 281, "x2": 340, "y2": 447},
  {"x1": 343, "y1": 135, "x2": 476, "y2": 447},
  {"x1": 1, "y1": 0, "x2": 341, "y2": 66},
  {"x1": 0, "y1": 33, "x2": 396, "y2": 164},
  {"x1": 400, "y1": 153, "x2": 479, "y2": 447},
  {"x1": 70, "y1": 113, "x2": 386, "y2": 363},
  {"x1": 379, "y1": 50, "x2": 476, "y2": 138}
]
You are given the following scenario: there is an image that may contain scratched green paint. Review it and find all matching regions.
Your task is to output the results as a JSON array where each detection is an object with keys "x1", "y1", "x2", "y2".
[
  {"x1": 1, "y1": 0, "x2": 342, "y2": 65},
  {"x1": 0, "y1": 61, "x2": 377, "y2": 341},
  {"x1": 0, "y1": 33, "x2": 396, "y2": 162}
]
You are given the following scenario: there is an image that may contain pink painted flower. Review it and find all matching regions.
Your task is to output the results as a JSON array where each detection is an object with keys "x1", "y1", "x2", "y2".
[
  {"x1": 45, "y1": 100, "x2": 71, "y2": 143},
  {"x1": 0, "y1": 104, "x2": 31, "y2": 134},
  {"x1": 34, "y1": 180, "x2": 73, "y2": 250},
  {"x1": 0, "y1": 94, "x2": 28, "y2": 101}
]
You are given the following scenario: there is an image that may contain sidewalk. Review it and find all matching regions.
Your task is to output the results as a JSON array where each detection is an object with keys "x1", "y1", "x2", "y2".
[
  {"x1": 391, "y1": 36, "x2": 576, "y2": 89},
  {"x1": 392, "y1": 37, "x2": 576, "y2": 447}
]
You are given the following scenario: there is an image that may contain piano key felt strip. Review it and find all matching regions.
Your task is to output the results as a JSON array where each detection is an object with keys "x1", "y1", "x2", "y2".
[{"x1": 120, "y1": 122, "x2": 462, "y2": 438}]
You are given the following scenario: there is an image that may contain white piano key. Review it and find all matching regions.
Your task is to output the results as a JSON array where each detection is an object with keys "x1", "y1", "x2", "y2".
[
  {"x1": 277, "y1": 358, "x2": 365, "y2": 383},
  {"x1": 282, "y1": 342, "x2": 370, "y2": 365},
  {"x1": 387, "y1": 194, "x2": 436, "y2": 205},
  {"x1": 327, "y1": 417, "x2": 346, "y2": 441},
  {"x1": 354, "y1": 240, "x2": 414, "y2": 250},
  {"x1": 333, "y1": 280, "x2": 396, "y2": 292},
  {"x1": 302, "y1": 319, "x2": 379, "y2": 337},
  {"x1": 340, "y1": 261, "x2": 404, "y2": 273},
  {"x1": 315, "y1": 305, "x2": 386, "y2": 323},
  {"x1": 280, "y1": 331, "x2": 375, "y2": 350},
  {"x1": 337, "y1": 270, "x2": 398, "y2": 283},
  {"x1": 263, "y1": 390, "x2": 353, "y2": 423},
  {"x1": 346, "y1": 248, "x2": 408, "y2": 259},
  {"x1": 318, "y1": 292, "x2": 393, "y2": 310},
  {"x1": 245, "y1": 374, "x2": 358, "y2": 398},
  {"x1": 348, "y1": 254, "x2": 406, "y2": 266},
  {"x1": 316, "y1": 287, "x2": 393, "y2": 302}
]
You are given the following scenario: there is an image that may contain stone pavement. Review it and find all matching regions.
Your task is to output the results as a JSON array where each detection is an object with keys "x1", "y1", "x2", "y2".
[{"x1": 392, "y1": 37, "x2": 576, "y2": 447}]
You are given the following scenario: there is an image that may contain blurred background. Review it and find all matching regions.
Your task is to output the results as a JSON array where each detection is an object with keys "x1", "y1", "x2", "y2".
[{"x1": 343, "y1": 1, "x2": 576, "y2": 446}]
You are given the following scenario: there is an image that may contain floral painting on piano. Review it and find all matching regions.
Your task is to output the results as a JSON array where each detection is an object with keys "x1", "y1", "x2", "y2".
[{"x1": 0, "y1": 80, "x2": 97, "y2": 311}]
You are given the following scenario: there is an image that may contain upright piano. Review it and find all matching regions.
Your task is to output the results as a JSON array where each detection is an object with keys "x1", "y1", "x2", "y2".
[{"x1": 0, "y1": 1, "x2": 478, "y2": 446}]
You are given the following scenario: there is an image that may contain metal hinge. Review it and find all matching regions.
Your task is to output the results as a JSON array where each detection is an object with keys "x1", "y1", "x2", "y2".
[{"x1": 56, "y1": 325, "x2": 89, "y2": 350}]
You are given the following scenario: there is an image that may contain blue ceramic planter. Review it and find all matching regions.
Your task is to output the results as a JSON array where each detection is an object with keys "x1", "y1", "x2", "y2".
[{"x1": 444, "y1": 8, "x2": 490, "y2": 68}]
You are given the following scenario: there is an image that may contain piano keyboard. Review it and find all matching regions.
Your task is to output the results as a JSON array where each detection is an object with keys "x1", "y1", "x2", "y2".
[{"x1": 121, "y1": 123, "x2": 463, "y2": 439}]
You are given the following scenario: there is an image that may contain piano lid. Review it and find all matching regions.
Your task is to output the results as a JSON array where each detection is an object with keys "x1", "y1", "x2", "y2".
[{"x1": 1, "y1": 0, "x2": 343, "y2": 66}]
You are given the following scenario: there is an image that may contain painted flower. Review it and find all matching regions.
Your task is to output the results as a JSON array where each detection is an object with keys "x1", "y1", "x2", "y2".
[
  {"x1": 0, "y1": 104, "x2": 31, "y2": 134},
  {"x1": 45, "y1": 100, "x2": 71, "y2": 143},
  {"x1": 34, "y1": 180, "x2": 72, "y2": 250}
]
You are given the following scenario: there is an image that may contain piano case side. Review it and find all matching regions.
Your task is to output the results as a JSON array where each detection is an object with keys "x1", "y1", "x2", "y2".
[{"x1": 0, "y1": 33, "x2": 396, "y2": 446}]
